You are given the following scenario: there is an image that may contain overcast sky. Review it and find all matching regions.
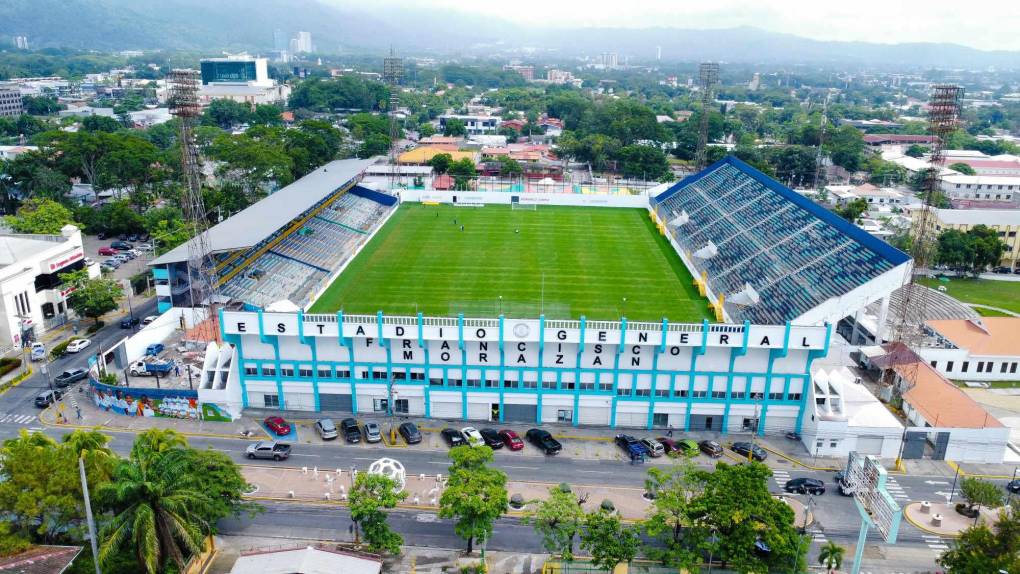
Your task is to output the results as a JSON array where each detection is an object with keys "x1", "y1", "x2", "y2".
[{"x1": 356, "y1": 0, "x2": 1020, "y2": 52}]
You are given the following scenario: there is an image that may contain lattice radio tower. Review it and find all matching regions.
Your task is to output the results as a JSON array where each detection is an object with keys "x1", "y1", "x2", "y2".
[
  {"x1": 695, "y1": 62, "x2": 719, "y2": 171},
  {"x1": 383, "y1": 50, "x2": 403, "y2": 187},
  {"x1": 893, "y1": 84, "x2": 962, "y2": 348},
  {"x1": 168, "y1": 69, "x2": 219, "y2": 315}
]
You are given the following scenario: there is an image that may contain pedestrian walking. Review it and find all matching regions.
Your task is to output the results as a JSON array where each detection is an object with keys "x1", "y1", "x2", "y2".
[
  {"x1": 175, "y1": 364, "x2": 180, "y2": 377},
  {"x1": 460, "y1": 225, "x2": 464, "y2": 232},
  {"x1": 76, "y1": 406, "x2": 82, "y2": 421},
  {"x1": 666, "y1": 426, "x2": 673, "y2": 438}
]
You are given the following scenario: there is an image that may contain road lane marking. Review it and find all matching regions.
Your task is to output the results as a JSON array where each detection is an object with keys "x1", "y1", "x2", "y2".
[{"x1": 502, "y1": 466, "x2": 539, "y2": 470}]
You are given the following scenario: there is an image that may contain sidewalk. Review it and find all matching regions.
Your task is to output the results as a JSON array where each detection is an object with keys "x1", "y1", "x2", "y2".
[
  {"x1": 42, "y1": 385, "x2": 265, "y2": 440},
  {"x1": 241, "y1": 465, "x2": 809, "y2": 524}
]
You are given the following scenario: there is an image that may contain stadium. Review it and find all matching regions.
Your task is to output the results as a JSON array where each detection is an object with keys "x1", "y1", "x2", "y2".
[{"x1": 153, "y1": 156, "x2": 912, "y2": 431}]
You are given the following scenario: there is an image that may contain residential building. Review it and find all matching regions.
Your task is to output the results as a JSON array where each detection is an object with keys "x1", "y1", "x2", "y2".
[
  {"x1": 917, "y1": 208, "x2": 1020, "y2": 269},
  {"x1": 0, "y1": 145, "x2": 38, "y2": 161},
  {"x1": 545, "y1": 69, "x2": 581, "y2": 87},
  {"x1": 860, "y1": 343, "x2": 1009, "y2": 463},
  {"x1": 919, "y1": 318, "x2": 1020, "y2": 382},
  {"x1": 862, "y1": 134, "x2": 938, "y2": 150},
  {"x1": 941, "y1": 175, "x2": 1020, "y2": 205},
  {"x1": 824, "y1": 183, "x2": 906, "y2": 207},
  {"x1": 0, "y1": 83, "x2": 24, "y2": 118},
  {"x1": 438, "y1": 114, "x2": 500, "y2": 135},
  {"x1": 504, "y1": 64, "x2": 534, "y2": 81},
  {"x1": 294, "y1": 31, "x2": 313, "y2": 53},
  {"x1": 229, "y1": 546, "x2": 382, "y2": 574},
  {"x1": 0, "y1": 225, "x2": 96, "y2": 349}
]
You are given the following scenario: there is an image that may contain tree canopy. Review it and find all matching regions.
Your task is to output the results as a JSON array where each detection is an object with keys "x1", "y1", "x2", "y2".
[{"x1": 439, "y1": 446, "x2": 508, "y2": 553}]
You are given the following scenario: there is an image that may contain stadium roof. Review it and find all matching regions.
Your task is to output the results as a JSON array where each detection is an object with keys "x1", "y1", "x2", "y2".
[
  {"x1": 653, "y1": 156, "x2": 911, "y2": 325},
  {"x1": 152, "y1": 158, "x2": 375, "y2": 266}
]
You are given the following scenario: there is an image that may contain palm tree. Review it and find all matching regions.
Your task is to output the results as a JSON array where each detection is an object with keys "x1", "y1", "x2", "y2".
[
  {"x1": 129, "y1": 428, "x2": 187, "y2": 463},
  {"x1": 818, "y1": 540, "x2": 845, "y2": 573},
  {"x1": 98, "y1": 447, "x2": 210, "y2": 573}
]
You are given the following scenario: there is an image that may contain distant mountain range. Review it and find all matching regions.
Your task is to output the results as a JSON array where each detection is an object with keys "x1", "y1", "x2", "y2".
[{"x1": 2, "y1": 0, "x2": 1019, "y2": 68}]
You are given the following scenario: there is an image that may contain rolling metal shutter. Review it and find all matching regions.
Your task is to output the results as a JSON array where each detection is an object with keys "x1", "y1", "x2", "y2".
[
  {"x1": 318, "y1": 393, "x2": 353, "y2": 412},
  {"x1": 855, "y1": 435, "x2": 884, "y2": 456},
  {"x1": 502, "y1": 403, "x2": 537, "y2": 423},
  {"x1": 430, "y1": 401, "x2": 461, "y2": 419},
  {"x1": 578, "y1": 406, "x2": 610, "y2": 426}
]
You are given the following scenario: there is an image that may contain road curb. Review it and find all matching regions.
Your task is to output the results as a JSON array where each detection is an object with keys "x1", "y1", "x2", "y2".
[
  {"x1": 946, "y1": 460, "x2": 1012, "y2": 480},
  {"x1": 756, "y1": 444, "x2": 840, "y2": 472},
  {"x1": 901, "y1": 502, "x2": 962, "y2": 539},
  {"x1": 38, "y1": 408, "x2": 269, "y2": 441},
  {"x1": 0, "y1": 367, "x2": 33, "y2": 396}
]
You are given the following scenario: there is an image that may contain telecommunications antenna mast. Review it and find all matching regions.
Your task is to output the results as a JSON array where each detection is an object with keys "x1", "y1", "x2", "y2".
[
  {"x1": 168, "y1": 69, "x2": 219, "y2": 320},
  {"x1": 695, "y1": 62, "x2": 719, "y2": 171},
  {"x1": 383, "y1": 49, "x2": 403, "y2": 188}
]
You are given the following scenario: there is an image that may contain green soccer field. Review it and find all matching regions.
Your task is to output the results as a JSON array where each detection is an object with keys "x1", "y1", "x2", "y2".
[{"x1": 308, "y1": 203, "x2": 713, "y2": 322}]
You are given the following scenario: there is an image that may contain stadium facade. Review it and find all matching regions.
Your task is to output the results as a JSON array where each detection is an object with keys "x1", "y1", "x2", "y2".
[{"x1": 160, "y1": 157, "x2": 913, "y2": 433}]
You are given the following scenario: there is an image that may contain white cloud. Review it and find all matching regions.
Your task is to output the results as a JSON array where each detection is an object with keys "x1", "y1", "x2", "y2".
[{"x1": 356, "y1": 0, "x2": 1020, "y2": 51}]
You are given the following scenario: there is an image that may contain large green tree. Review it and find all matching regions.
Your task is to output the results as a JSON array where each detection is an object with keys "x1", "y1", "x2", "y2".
[
  {"x1": 0, "y1": 430, "x2": 114, "y2": 544},
  {"x1": 202, "y1": 99, "x2": 253, "y2": 129},
  {"x1": 824, "y1": 125, "x2": 865, "y2": 172},
  {"x1": 60, "y1": 268, "x2": 123, "y2": 325},
  {"x1": 580, "y1": 509, "x2": 640, "y2": 571},
  {"x1": 642, "y1": 459, "x2": 706, "y2": 570},
  {"x1": 448, "y1": 157, "x2": 477, "y2": 191},
  {"x1": 959, "y1": 477, "x2": 1003, "y2": 514},
  {"x1": 443, "y1": 118, "x2": 467, "y2": 137},
  {"x1": 525, "y1": 485, "x2": 585, "y2": 559},
  {"x1": 349, "y1": 472, "x2": 406, "y2": 554},
  {"x1": 938, "y1": 500, "x2": 1020, "y2": 574},
  {"x1": 688, "y1": 462, "x2": 807, "y2": 573},
  {"x1": 439, "y1": 446, "x2": 508, "y2": 553},
  {"x1": 5, "y1": 198, "x2": 78, "y2": 234},
  {"x1": 617, "y1": 144, "x2": 671, "y2": 181}
]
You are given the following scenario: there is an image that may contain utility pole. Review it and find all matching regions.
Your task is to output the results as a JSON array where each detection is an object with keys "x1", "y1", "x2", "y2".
[{"x1": 79, "y1": 456, "x2": 102, "y2": 574}]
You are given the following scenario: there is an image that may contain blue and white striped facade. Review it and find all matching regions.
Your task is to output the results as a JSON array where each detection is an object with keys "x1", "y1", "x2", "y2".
[{"x1": 205, "y1": 309, "x2": 832, "y2": 433}]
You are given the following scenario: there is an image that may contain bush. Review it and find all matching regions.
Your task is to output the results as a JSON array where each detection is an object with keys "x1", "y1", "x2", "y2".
[
  {"x1": 50, "y1": 340, "x2": 71, "y2": 358},
  {"x1": 600, "y1": 499, "x2": 616, "y2": 512},
  {"x1": 955, "y1": 503, "x2": 980, "y2": 518},
  {"x1": 0, "y1": 358, "x2": 22, "y2": 377},
  {"x1": 558, "y1": 483, "x2": 572, "y2": 493}
]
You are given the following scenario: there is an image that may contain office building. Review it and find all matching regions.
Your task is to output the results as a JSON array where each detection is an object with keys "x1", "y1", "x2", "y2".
[{"x1": 0, "y1": 83, "x2": 23, "y2": 118}]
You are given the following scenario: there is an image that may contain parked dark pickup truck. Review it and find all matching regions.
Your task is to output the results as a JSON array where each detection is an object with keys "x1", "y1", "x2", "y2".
[{"x1": 245, "y1": 441, "x2": 291, "y2": 461}]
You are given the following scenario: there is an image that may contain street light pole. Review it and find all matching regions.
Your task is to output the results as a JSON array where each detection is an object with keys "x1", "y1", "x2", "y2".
[{"x1": 79, "y1": 456, "x2": 102, "y2": 574}]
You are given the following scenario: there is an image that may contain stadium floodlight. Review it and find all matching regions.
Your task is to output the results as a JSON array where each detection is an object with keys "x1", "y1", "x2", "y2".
[{"x1": 842, "y1": 451, "x2": 902, "y2": 574}]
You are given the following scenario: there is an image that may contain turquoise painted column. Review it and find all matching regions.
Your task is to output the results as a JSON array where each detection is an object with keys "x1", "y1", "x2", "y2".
[
  {"x1": 684, "y1": 319, "x2": 709, "y2": 431},
  {"x1": 497, "y1": 315, "x2": 505, "y2": 423},
  {"x1": 759, "y1": 322, "x2": 793, "y2": 437},
  {"x1": 458, "y1": 313, "x2": 467, "y2": 419},
  {"x1": 338, "y1": 311, "x2": 359, "y2": 415},
  {"x1": 258, "y1": 310, "x2": 285, "y2": 410},
  {"x1": 572, "y1": 317, "x2": 586, "y2": 427},
  {"x1": 418, "y1": 313, "x2": 432, "y2": 419},
  {"x1": 536, "y1": 315, "x2": 545, "y2": 424},
  {"x1": 721, "y1": 320, "x2": 751, "y2": 434},
  {"x1": 378, "y1": 311, "x2": 393, "y2": 416},
  {"x1": 645, "y1": 318, "x2": 669, "y2": 430},
  {"x1": 609, "y1": 318, "x2": 627, "y2": 428},
  {"x1": 297, "y1": 311, "x2": 321, "y2": 411}
]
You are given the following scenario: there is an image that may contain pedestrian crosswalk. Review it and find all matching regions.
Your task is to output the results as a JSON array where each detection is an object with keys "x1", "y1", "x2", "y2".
[
  {"x1": 772, "y1": 468, "x2": 792, "y2": 485},
  {"x1": 0, "y1": 412, "x2": 37, "y2": 425},
  {"x1": 922, "y1": 534, "x2": 949, "y2": 554},
  {"x1": 884, "y1": 476, "x2": 909, "y2": 500},
  {"x1": 808, "y1": 528, "x2": 827, "y2": 545}
]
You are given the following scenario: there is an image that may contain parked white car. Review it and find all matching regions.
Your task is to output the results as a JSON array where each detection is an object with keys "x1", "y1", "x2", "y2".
[
  {"x1": 142, "y1": 315, "x2": 160, "y2": 325},
  {"x1": 65, "y1": 338, "x2": 91, "y2": 353},
  {"x1": 461, "y1": 427, "x2": 485, "y2": 448}
]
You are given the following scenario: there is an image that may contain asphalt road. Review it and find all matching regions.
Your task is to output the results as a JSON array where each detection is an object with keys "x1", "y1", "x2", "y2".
[{"x1": 0, "y1": 297, "x2": 158, "y2": 423}]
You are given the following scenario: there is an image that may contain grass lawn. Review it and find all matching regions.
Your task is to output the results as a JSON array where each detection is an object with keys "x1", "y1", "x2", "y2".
[
  {"x1": 916, "y1": 276, "x2": 1020, "y2": 315},
  {"x1": 308, "y1": 203, "x2": 713, "y2": 322},
  {"x1": 973, "y1": 307, "x2": 1013, "y2": 318}
]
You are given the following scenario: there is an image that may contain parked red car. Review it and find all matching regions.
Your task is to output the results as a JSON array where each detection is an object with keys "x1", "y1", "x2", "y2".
[
  {"x1": 98, "y1": 247, "x2": 119, "y2": 256},
  {"x1": 498, "y1": 429, "x2": 524, "y2": 451},
  {"x1": 264, "y1": 416, "x2": 291, "y2": 436}
]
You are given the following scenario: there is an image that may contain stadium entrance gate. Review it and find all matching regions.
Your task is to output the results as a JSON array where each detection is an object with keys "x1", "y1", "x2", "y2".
[
  {"x1": 689, "y1": 414, "x2": 723, "y2": 432},
  {"x1": 503, "y1": 403, "x2": 537, "y2": 423},
  {"x1": 319, "y1": 393, "x2": 353, "y2": 412}
]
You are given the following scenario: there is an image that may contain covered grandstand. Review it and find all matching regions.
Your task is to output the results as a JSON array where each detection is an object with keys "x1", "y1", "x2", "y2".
[
  {"x1": 652, "y1": 156, "x2": 912, "y2": 326},
  {"x1": 150, "y1": 158, "x2": 398, "y2": 311}
]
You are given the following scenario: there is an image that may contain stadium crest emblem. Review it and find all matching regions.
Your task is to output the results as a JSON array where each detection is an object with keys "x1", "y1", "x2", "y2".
[{"x1": 513, "y1": 323, "x2": 530, "y2": 338}]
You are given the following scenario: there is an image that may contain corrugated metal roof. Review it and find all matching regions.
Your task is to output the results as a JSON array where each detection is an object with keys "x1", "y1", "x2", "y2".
[{"x1": 151, "y1": 158, "x2": 375, "y2": 266}]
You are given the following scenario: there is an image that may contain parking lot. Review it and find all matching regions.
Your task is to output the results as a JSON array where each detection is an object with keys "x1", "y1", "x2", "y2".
[{"x1": 82, "y1": 233, "x2": 154, "y2": 283}]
